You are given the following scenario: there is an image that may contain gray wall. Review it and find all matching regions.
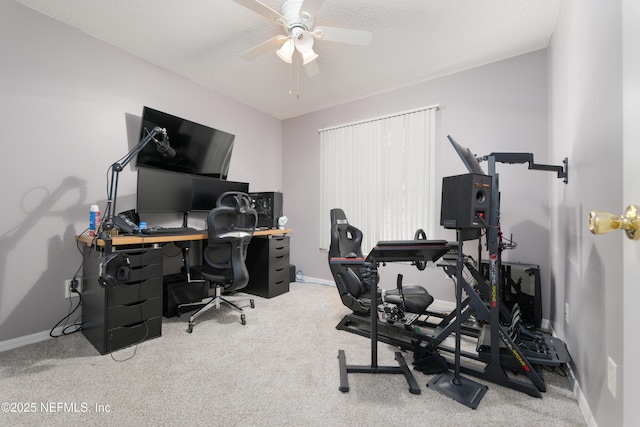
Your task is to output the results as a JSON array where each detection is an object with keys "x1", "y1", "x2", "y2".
[
  {"x1": 549, "y1": 0, "x2": 624, "y2": 425},
  {"x1": 283, "y1": 50, "x2": 553, "y2": 309},
  {"x1": 0, "y1": 1, "x2": 283, "y2": 342}
]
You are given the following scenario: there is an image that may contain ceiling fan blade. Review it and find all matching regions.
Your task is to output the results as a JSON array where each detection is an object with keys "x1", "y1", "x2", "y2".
[
  {"x1": 241, "y1": 35, "x2": 287, "y2": 60},
  {"x1": 299, "y1": 0, "x2": 325, "y2": 20},
  {"x1": 233, "y1": 0, "x2": 285, "y2": 23},
  {"x1": 304, "y1": 59, "x2": 320, "y2": 77},
  {"x1": 314, "y1": 26, "x2": 373, "y2": 46}
]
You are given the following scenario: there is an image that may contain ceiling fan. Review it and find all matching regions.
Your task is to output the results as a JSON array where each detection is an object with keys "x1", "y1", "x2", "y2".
[{"x1": 233, "y1": 0, "x2": 373, "y2": 77}]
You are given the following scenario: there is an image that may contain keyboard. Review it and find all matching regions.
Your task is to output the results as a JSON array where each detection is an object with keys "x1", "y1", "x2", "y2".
[{"x1": 140, "y1": 226, "x2": 201, "y2": 235}]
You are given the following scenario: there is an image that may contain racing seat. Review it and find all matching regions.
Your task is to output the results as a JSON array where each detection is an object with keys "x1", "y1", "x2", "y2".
[{"x1": 328, "y1": 208, "x2": 434, "y2": 316}]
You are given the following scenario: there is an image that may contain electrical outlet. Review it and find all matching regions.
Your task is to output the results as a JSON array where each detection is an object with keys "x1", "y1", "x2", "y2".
[
  {"x1": 64, "y1": 278, "x2": 82, "y2": 299},
  {"x1": 565, "y1": 302, "x2": 569, "y2": 324},
  {"x1": 608, "y1": 357, "x2": 617, "y2": 398}
]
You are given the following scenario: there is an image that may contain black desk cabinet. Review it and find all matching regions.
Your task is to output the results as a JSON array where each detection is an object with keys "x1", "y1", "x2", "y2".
[
  {"x1": 82, "y1": 248, "x2": 163, "y2": 354},
  {"x1": 244, "y1": 235, "x2": 290, "y2": 298}
]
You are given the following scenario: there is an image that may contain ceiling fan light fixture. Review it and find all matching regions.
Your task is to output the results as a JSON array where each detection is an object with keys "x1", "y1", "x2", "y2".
[
  {"x1": 276, "y1": 38, "x2": 294, "y2": 63},
  {"x1": 293, "y1": 29, "x2": 314, "y2": 53},
  {"x1": 302, "y1": 48, "x2": 319, "y2": 65}
]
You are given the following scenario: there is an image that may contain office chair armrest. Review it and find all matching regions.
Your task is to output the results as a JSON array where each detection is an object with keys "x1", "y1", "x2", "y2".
[{"x1": 218, "y1": 231, "x2": 252, "y2": 239}]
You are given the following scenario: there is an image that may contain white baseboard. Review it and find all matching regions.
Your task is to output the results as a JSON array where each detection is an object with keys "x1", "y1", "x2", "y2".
[
  {"x1": 295, "y1": 276, "x2": 335, "y2": 287},
  {"x1": 546, "y1": 322, "x2": 596, "y2": 427},
  {"x1": 0, "y1": 325, "x2": 79, "y2": 353},
  {"x1": 540, "y1": 318, "x2": 550, "y2": 332},
  {"x1": 567, "y1": 364, "x2": 597, "y2": 427}
]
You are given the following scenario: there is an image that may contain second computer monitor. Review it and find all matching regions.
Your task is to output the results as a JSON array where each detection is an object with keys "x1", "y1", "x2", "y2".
[{"x1": 190, "y1": 175, "x2": 249, "y2": 212}]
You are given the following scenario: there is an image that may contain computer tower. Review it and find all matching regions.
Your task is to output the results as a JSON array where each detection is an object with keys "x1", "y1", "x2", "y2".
[
  {"x1": 249, "y1": 192, "x2": 283, "y2": 229},
  {"x1": 480, "y1": 261, "x2": 542, "y2": 328},
  {"x1": 440, "y1": 173, "x2": 492, "y2": 229}
]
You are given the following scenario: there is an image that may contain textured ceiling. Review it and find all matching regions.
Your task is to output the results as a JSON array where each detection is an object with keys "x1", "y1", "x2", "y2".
[{"x1": 14, "y1": 0, "x2": 561, "y2": 120}]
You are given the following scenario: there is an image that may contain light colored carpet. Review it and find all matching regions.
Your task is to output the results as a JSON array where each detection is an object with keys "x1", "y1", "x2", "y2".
[{"x1": 0, "y1": 281, "x2": 585, "y2": 426}]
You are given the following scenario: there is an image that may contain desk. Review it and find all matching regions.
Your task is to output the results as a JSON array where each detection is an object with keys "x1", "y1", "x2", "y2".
[
  {"x1": 77, "y1": 228, "x2": 293, "y2": 251},
  {"x1": 79, "y1": 228, "x2": 293, "y2": 354}
]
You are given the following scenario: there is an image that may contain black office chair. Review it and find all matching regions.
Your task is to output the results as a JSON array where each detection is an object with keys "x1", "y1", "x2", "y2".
[
  {"x1": 328, "y1": 208, "x2": 434, "y2": 317},
  {"x1": 178, "y1": 191, "x2": 258, "y2": 332}
]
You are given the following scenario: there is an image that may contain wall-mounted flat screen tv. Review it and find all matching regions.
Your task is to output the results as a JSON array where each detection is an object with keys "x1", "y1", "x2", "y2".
[{"x1": 136, "y1": 106, "x2": 235, "y2": 179}]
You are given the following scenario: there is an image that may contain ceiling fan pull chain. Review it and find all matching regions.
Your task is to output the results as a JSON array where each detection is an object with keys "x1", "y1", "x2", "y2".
[
  {"x1": 288, "y1": 55, "x2": 293, "y2": 95},
  {"x1": 296, "y1": 52, "x2": 300, "y2": 99}
]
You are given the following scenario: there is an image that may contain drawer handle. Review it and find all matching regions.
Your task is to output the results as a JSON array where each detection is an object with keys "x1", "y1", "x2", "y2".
[
  {"x1": 275, "y1": 280, "x2": 285, "y2": 285},
  {"x1": 124, "y1": 299, "x2": 149, "y2": 307},
  {"x1": 121, "y1": 321, "x2": 145, "y2": 329},
  {"x1": 275, "y1": 268, "x2": 284, "y2": 272}
]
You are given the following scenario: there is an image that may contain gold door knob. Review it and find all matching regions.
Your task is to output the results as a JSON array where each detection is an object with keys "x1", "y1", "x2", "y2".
[{"x1": 589, "y1": 204, "x2": 639, "y2": 240}]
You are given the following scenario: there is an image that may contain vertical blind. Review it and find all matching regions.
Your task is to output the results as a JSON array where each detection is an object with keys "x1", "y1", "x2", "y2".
[{"x1": 319, "y1": 105, "x2": 438, "y2": 252}]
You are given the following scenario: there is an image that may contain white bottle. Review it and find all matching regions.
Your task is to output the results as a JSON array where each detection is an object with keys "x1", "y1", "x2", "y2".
[{"x1": 89, "y1": 205, "x2": 100, "y2": 236}]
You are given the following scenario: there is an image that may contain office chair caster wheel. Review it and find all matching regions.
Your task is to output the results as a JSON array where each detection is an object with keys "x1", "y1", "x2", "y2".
[
  {"x1": 241, "y1": 314, "x2": 246, "y2": 325},
  {"x1": 250, "y1": 299, "x2": 255, "y2": 309},
  {"x1": 187, "y1": 323, "x2": 193, "y2": 333}
]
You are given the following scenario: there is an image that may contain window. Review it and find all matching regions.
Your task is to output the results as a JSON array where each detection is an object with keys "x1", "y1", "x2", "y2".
[{"x1": 319, "y1": 105, "x2": 439, "y2": 251}]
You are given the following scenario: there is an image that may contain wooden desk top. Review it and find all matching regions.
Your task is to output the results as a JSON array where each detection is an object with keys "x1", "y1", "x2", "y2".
[{"x1": 77, "y1": 228, "x2": 293, "y2": 247}]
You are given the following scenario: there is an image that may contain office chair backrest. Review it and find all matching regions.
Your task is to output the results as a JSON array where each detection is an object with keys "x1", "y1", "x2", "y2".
[
  {"x1": 204, "y1": 192, "x2": 258, "y2": 292},
  {"x1": 328, "y1": 208, "x2": 376, "y2": 314}
]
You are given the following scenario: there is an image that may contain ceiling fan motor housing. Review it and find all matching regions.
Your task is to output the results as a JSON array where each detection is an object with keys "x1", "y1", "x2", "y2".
[{"x1": 279, "y1": 0, "x2": 314, "y2": 32}]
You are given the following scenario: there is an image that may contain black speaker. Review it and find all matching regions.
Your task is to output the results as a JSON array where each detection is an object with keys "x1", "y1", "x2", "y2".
[
  {"x1": 249, "y1": 192, "x2": 283, "y2": 229},
  {"x1": 440, "y1": 173, "x2": 492, "y2": 229}
]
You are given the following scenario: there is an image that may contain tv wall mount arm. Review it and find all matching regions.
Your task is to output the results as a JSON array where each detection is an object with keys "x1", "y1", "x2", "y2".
[
  {"x1": 480, "y1": 152, "x2": 568, "y2": 183},
  {"x1": 100, "y1": 126, "x2": 168, "y2": 239},
  {"x1": 476, "y1": 150, "x2": 568, "y2": 395}
]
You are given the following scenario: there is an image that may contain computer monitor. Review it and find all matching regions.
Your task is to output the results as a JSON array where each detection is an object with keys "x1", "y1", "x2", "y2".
[
  {"x1": 190, "y1": 175, "x2": 249, "y2": 212},
  {"x1": 136, "y1": 167, "x2": 191, "y2": 213},
  {"x1": 447, "y1": 135, "x2": 486, "y2": 175}
]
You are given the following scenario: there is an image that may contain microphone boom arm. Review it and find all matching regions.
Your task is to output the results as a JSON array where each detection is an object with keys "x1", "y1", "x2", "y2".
[{"x1": 101, "y1": 126, "x2": 167, "y2": 236}]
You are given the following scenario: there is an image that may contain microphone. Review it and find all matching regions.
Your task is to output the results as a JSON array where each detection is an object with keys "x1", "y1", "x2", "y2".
[{"x1": 153, "y1": 129, "x2": 176, "y2": 158}]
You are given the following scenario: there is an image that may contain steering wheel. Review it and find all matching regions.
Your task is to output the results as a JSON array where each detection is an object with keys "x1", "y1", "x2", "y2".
[{"x1": 414, "y1": 229, "x2": 427, "y2": 271}]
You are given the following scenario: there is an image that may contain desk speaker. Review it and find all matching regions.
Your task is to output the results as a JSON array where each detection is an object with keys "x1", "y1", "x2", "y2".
[{"x1": 440, "y1": 173, "x2": 492, "y2": 229}]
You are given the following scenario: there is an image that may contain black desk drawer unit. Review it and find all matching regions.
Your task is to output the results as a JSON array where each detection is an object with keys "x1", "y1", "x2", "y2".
[
  {"x1": 244, "y1": 235, "x2": 290, "y2": 298},
  {"x1": 82, "y1": 248, "x2": 163, "y2": 354}
]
